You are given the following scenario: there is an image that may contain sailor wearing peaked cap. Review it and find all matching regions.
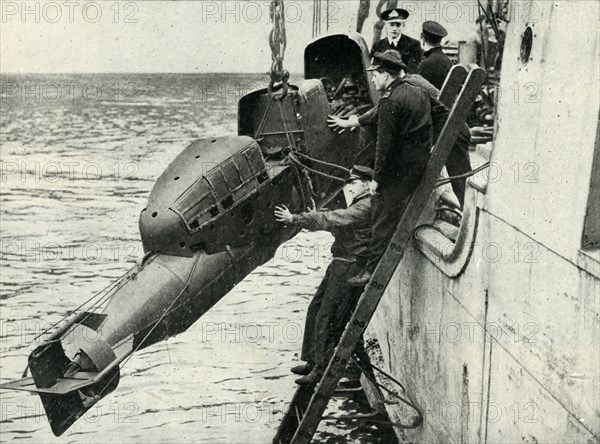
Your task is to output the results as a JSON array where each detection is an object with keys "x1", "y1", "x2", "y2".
[
  {"x1": 422, "y1": 20, "x2": 448, "y2": 42},
  {"x1": 381, "y1": 8, "x2": 410, "y2": 22},
  {"x1": 418, "y1": 21, "x2": 453, "y2": 89},
  {"x1": 371, "y1": 8, "x2": 423, "y2": 73},
  {"x1": 274, "y1": 165, "x2": 373, "y2": 385},
  {"x1": 347, "y1": 165, "x2": 374, "y2": 182},
  {"x1": 366, "y1": 50, "x2": 408, "y2": 72},
  {"x1": 347, "y1": 46, "x2": 433, "y2": 286}
]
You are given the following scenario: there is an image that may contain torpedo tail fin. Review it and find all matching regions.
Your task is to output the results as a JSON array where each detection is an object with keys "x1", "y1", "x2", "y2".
[{"x1": 1, "y1": 325, "x2": 124, "y2": 436}]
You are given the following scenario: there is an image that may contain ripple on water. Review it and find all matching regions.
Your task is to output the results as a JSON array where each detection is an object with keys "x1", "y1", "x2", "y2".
[{"x1": 0, "y1": 74, "x2": 397, "y2": 444}]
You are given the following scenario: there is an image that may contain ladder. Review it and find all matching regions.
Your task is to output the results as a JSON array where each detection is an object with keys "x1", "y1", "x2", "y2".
[{"x1": 273, "y1": 65, "x2": 487, "y2": 444}]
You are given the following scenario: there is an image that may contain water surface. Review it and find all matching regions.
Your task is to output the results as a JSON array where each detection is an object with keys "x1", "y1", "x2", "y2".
[{"x1": 0, "y1": 73, "x2": 394, "y2": 443}]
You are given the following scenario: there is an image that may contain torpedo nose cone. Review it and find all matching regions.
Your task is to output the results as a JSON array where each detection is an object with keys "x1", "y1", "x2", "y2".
[
  {"x1": 139, "y1": 136, "x2": 262, "y2": 257},
  {"x1": 140, "y1": 205, "x2": 192, "y2": 256}
]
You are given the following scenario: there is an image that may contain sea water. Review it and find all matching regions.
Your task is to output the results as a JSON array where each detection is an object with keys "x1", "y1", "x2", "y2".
[{"x1": 0, "y1": 73, "x2": 396, "y2": 443}]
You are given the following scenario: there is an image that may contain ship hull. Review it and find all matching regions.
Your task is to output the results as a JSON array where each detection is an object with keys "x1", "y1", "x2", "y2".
[{"x1": 365, "y1": 2, "x2": 600, "y2": 442}]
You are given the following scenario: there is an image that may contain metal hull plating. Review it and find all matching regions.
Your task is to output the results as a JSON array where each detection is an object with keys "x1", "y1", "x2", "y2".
[{"x1": 364, "y1": 2, "x2": 600, "y2": 443}]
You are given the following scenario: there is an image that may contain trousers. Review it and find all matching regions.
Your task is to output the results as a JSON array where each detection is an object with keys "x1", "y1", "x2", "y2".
[
  {"x1": 358, "y1": 126, "x2": 471, "y2": 207},
  {"x1": 365, "y1": 183, "x2": 413, "y2": 273},
  {"x1": 445, "y1": 131, "x2": 472, "y2": 207},
  {"x1": 301, "y1": 260, "x2": 364, "y2": 368}
]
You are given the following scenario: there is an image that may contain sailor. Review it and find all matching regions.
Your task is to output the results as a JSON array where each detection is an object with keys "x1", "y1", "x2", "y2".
[
  {"x1": 327, "y1": 50, "x2": 472, "y2": 207},
  {"x1": 343, "y1": 51, "x2": 432, "y2": 286},
  {"x1": 418, "y1": 21, "x2": 453, "y2": 90},
  {"x1": 274, "y1": 166, "x2": 373, "y2": 384},
  {"x1": 371, "y1": 8, "x2": 423, "y2": 74}
]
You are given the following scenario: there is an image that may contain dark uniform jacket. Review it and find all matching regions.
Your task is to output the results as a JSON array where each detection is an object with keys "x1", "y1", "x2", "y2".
[
  {"x1": 359, "y1": 74, "x2": 469, "y2": 142},
  {"x1": 418, "y1": 46, "x2": 453, "y2": 90},
  {"x1": 371, "y1": 78, "x2": 432, "y2": 188},
  {"x1": 371, "y1": 35, "x2": 423, "y2": 74},
  {"x1": 358, "y1": 74, "x2": 472, "y2": 204},
  {"x1": 291, "y1": 192, "x2": 372, "y2": 261}
]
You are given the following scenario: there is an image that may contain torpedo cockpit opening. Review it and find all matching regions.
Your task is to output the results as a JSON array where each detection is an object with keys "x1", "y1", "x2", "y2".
[{"x1": 304, "y1": 33, "x2": 377, "y2": 117}]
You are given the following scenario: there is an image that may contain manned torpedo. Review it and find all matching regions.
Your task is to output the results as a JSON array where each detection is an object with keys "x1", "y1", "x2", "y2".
[{"x1": 0, "y1": 33, "x2": 379, "y2": 436}]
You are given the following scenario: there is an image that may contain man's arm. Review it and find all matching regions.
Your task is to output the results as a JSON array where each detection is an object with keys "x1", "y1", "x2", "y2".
[
  {"x1": 328, "y1": 105, "x2": 379, "y2": 134},
  {"x1": 358, "y1": 105, "x2": 379, "y2": 127},
  {"x1": 373, "y1": 97, "x2": 397, "y2": 183},
  {"x1": 406, "y1": 41, "x2": 424, "y2": 74},
  {"x1": 417, "y1": 58, "x2": 436, "y2": 86},
  {"x1": 370, "y1": 41, "x2": 378, "y2": 57},
  {"x1": 370, "y1": 38, "x2": 385, "y2": 57},
  {"x1": 291, "y1": 199, "x2": 371, "y2": 231}
]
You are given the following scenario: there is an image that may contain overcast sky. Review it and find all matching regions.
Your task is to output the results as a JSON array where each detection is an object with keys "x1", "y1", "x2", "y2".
[{"x1": 1, "y1": 0, "x2": 479, "y2": 73}]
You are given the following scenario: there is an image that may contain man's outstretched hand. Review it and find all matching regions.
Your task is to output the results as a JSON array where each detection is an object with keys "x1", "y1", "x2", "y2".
[
  {"x1": 274, "y1": 205, "x2": 293, "y2": 224},
  {"x1": 327, "y1": 115, "x2": 357, "y2": 134}
]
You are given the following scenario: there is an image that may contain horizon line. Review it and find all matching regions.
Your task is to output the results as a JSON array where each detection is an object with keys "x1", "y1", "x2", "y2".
[{"x1": 0, "y1": 71, "x2": 305, "y2": 76}]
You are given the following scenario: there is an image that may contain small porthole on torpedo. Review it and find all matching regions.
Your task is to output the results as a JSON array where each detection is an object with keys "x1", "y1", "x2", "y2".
[
  {"x1": 241, "y1": 203, "x2": 254, "y2": 225},
  {"x1": 520, "y1": 27, "x2": 533, "y2": 65}
]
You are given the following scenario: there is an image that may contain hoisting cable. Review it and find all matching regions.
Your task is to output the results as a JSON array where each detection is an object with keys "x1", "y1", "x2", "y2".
[
  {"x1": 287, "y1": 153, "x2": 347, "y2": 182},
  {"x1": 293, "y1": 151, "x2": 351, "y2": 174},
  {"x1": 271, "y1": 95, "x2": 319, "y2": 207},
  {"x1": 312, "y1": 0, "x2": 321, "y2": 38},
  {"x1": 312, "y1": 0, "x2": 316, "y2": 37},
  {"x1": 277, "y1": 100, "x2": 298, "y2": 152},
  {"x1": 268, "y1": 0, "x2": 289, "y2": 99},
  {"x1": 254, "y1": 97, "x2": 277, "y2": 140},
  {"x1": 477, "y1": 0, "x2": 501, "y2": 45}
]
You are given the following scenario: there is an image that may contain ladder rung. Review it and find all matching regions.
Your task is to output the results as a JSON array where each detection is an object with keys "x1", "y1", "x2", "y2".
[
  {"x1": 294, "y1": 405, "x2": 302, "y2": 423},
  {"x1": 279, "y1": 66, "x2": 487, "y2": 444}
]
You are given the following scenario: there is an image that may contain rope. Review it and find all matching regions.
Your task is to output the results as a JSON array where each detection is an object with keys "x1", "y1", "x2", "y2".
[
  {"x1": 99, "y1": 253, "x2": 203, "y2": 397},
  {"x1": 287, "y1": 153, "x2": 347, "y2": 182},
  {"x1": 22, "y1": 266, "x2": 137, "y2": 378},
  {"x1": 255, "y1": 96, "x2": 276, "y2": 140},
  {"x1": 351, "y1": 355, "x2": 423, "y2": 428},
  {"x1": 32, "y1": 267, "x2": 133, "y2": 342},
  {"x1": 57, "y1": 255, "x2": 157, "y2": 337},
  {"x1": 354, "y1": 356, "x2": 406, "y2": 393},
  {"x1": 434, "y1": 161, "x2": 489, "y2": 188},
  {"x1": 294, "y1": 151, "x2": 351, "y2": 174},
  {"x1": 312, "y1": 0, "x2": 321, "y2": 38},
  {"x1": 277, "y1": 100, "x2": 297, "y2": 151}
]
